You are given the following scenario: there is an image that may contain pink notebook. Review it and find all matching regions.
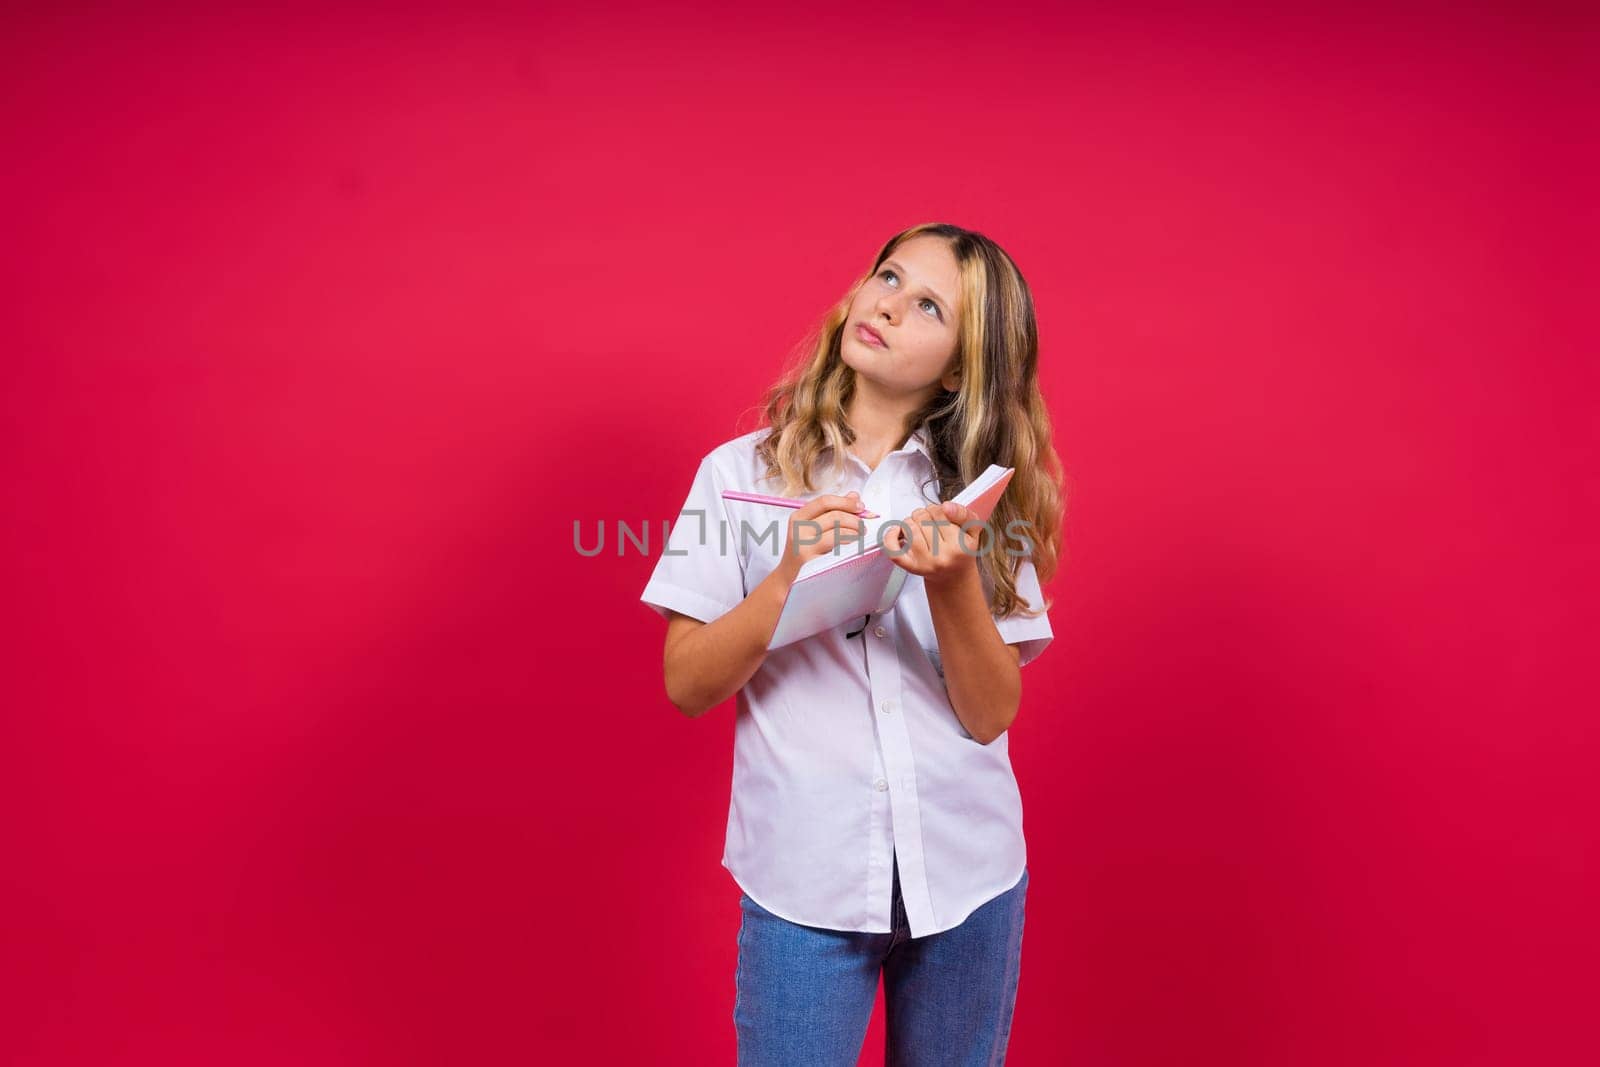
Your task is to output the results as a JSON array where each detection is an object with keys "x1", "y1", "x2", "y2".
[{"x1": 766, "y1": 465, "x2": 1016, "y2": 650}]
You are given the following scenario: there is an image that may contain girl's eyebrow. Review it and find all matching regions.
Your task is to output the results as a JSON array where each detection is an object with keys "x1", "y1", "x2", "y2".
[{"x1": 883, "y1": 259, "x2": 954, "y2": 315}]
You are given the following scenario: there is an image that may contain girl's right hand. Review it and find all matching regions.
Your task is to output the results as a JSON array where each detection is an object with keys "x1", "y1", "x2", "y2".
[{"x1": 776, "y1": 492, "x2": 868, "y2": 583}]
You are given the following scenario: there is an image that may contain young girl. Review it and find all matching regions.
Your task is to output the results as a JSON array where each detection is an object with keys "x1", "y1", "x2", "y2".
[{"x1": 640, "y1": 222, "x2": 1064, "y2": 1066}]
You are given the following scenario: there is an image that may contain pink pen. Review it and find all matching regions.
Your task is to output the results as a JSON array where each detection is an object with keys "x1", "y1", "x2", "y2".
[{"x1": 721, "y1": 490, "x2": 879, "y2": 519}]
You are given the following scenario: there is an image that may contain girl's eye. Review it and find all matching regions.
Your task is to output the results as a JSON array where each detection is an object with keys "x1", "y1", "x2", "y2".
[{"x1": 880, "y1": 269, "x2": 943, "y2": 321}]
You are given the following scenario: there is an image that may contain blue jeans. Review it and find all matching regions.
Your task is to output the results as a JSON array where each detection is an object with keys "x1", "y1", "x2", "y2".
[{"x1": 733, "y1": 855, "x2": 1029, "y2": 1066}]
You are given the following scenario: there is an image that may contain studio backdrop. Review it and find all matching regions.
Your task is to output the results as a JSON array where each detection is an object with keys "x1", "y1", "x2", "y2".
[{"x1": 3, "y1": 4, "x2": 1593, "y2": 1065}]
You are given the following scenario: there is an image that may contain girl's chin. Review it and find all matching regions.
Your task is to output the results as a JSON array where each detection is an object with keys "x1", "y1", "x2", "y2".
[{"x1": 842, "y1": 340, "x2": 881, "y2": 366}]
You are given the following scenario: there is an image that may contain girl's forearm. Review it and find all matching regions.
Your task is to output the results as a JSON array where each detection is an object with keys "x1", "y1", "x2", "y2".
[
  {"x1": 925, "y1": 566, "x2": 1022, "y2": 744},
  {"x1": 665, "y1": 564, "x2": 795, "y2": 717}
]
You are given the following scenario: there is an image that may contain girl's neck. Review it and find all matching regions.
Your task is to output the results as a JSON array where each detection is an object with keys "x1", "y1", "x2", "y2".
[{"x1": 844, "y1": 395, "x2": 923, "y2": 470}]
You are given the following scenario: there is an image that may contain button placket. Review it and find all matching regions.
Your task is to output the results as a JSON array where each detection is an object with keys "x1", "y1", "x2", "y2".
[
  {"x1": 863, "y1": 592, "x2": 935, "y2": 934},
  {"x1": 856, "y1": 463, "x2": 942, "y2": 938}
]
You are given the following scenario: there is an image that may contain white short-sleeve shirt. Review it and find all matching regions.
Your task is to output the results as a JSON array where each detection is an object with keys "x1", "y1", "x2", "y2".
[{"x1": 640, "y1": 423, "x2": 1053, "y2": 937}]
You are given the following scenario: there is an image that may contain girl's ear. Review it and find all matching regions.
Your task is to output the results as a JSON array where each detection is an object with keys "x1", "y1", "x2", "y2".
[{"x1": 941, "y1": 367, "x2": 961, "y2": 392}]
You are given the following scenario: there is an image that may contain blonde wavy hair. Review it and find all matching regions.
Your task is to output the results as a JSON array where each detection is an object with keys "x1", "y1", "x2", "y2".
[{"x1": 743, "y1": 222, "x2": 1066, "y2": 620}]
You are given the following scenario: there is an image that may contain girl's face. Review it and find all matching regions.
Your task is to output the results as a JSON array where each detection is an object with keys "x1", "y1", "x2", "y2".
[{"x1": 842, "y1": 235, "x2": 964, "y2": 398}]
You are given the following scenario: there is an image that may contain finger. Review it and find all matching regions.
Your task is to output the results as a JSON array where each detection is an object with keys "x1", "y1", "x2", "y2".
[
  {"x1": 909, "y1": 511, "x2": 937, "y2": 560},
  {"x1": 934, "y1": 502, "x2": 969, "y2": 552},
  {"x1": 801, "y1": 492, "x2": 862, "y2": 519},
  {"x1": 819, "y1": 510, "x2": 866, "y2": 543},
  {"x1": 881, "y1": 518, "x2": 911, "y2": 557},
  {"x1": 922, "y1": 507, "x2": 958, "y2": 558},
  {"x1": 889, "y1": 512, "x2": 922, "y2": 559},
  {"x1": 881, "y1": 523, "x2": 900, "y2": 552}
]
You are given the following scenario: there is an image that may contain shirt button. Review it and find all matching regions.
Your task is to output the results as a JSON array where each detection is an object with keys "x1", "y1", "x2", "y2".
[
  {"x1": 873, "y1": 625, "x2": 887, "y2": 638},
  {"x1": 880, "y1": 699, "x2": 895, "y2": 715},
  {"x1": 874, "y1": 778, "x2": 888, "y2": 792}
]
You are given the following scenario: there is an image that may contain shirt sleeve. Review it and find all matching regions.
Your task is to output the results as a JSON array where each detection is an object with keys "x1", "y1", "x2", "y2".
[
  {"x1": 993, "y1": 556, "x2": 1053, "y2": 667},
  {"x1": 639, "y1": 452, "x2": 748, "y2": 624}
]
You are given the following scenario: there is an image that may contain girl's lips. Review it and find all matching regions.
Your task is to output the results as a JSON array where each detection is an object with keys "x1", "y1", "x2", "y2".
[{"x1": 857, "y1": 324, "x2": 886, "y2": 348}]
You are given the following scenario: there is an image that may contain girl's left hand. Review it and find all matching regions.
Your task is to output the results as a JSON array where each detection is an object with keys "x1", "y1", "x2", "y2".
[{"x1": 884, "y1": 500, "x2": 985, "y2": 587}]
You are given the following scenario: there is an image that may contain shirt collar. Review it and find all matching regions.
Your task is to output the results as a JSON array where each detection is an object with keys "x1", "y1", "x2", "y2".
[
  {"x1": 814, "y1": 420, "x2": 934, "y2": 469},
  {"x1": 910, "y1": 424, "x2": 935, "y2": 461},
  {"x1": 857, "y1": 421, "x2": 933, "y2": 464}
]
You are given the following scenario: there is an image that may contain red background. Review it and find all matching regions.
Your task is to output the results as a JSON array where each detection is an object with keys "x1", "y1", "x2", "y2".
[{"x1": 4, "y1": 4, "x2": 1595, "y2": 1064}]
